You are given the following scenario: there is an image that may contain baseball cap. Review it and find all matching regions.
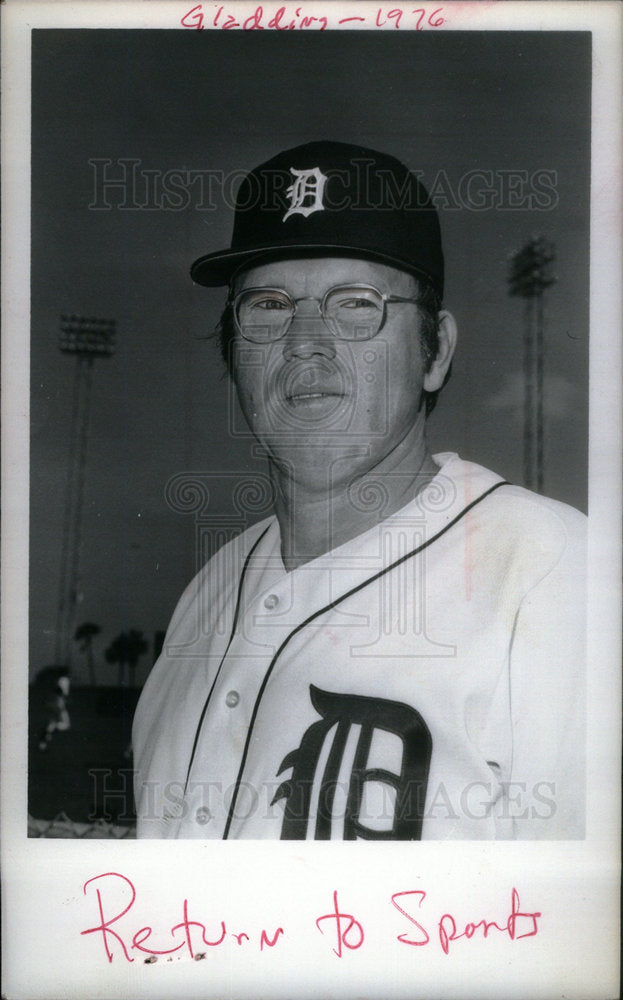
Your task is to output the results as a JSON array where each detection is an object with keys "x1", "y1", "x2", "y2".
[{"x1": 190, "y1": 140, "x2": 444, "y2": 297}]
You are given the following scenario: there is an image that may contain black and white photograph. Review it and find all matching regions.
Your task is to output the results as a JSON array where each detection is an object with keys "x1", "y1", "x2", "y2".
[
  {"x1": 28, "y1": 23, "x2": 592, "y2": 842},
  {"x1": 2, "y1": 2, "x2": 620, "y2": 998}
]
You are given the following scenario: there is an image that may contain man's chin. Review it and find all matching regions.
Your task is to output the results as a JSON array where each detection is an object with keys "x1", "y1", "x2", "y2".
[{"x1": 262, "y1": 435, "x2": 377, "y2": 486}]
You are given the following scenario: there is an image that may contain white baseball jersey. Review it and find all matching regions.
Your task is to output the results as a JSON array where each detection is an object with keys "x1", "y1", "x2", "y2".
[{"x1": 133, "y1": 453, "x2": 586, "y2": 840}]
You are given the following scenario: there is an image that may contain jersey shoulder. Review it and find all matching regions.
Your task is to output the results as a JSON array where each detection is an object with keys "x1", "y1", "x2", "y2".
[
  {"x1": 484, "y1": 480, "x2": 586, "y2": 549},
  {"x1": 435, "y1": 453, "x2": 586, "y2": 579}
]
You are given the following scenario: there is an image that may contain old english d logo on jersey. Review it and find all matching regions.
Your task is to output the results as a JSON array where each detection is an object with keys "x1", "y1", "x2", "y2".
[
  {"x1": 272, "y1": 685, "x2": 432, "y2": 840},
  {"x1": 283, "y1": 167, "x2": 328, "y2": 221}
]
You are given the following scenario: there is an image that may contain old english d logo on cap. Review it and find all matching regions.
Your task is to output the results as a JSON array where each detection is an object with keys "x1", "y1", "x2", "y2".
[
  {"x1": 283, "y1": 167, "x2": 328, "y2": 221},
  {"x1": 190, "y1": 140, "x2": 444, "y2": 297}
]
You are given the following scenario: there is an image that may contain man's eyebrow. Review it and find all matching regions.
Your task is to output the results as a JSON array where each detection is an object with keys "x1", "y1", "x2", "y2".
[{"x1": 235, "y1": 273, "x2": 287, "y2": 291}]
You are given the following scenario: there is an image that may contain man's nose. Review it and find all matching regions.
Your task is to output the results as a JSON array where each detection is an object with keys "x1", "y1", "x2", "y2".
[{"x1": 282, "y1": 305, "x2": 336, "y2": 361}]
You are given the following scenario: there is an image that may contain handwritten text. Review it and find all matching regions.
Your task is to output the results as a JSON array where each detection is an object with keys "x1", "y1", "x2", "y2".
[
  {"x1": 80, "y1": 873, "x2": 541, "y2": 964},
  {"x1": 180, "y1": 5, "x2": 445, "y2": 31}
]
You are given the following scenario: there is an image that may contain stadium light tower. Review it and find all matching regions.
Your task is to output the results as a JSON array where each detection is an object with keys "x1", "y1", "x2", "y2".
[
  {"x1": 508, "y1": 237, "x2": 556, "y2": 493},
  {"x1": 55, "y1": 315, "x2": 116, "y2": 670}
]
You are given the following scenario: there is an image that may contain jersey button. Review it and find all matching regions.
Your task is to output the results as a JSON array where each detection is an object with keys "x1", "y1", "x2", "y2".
[
  {"x1": 263, "y1": 593, "x2": 279, "y2": 609},
  {"x1": 225, "y1": 690, "x2": 240, "y2": 708},
  {"x1": 195, "y1": 807, "x2": 211, "y2": 825}
]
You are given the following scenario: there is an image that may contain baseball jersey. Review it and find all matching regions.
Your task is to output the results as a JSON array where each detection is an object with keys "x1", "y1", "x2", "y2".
[{"x1": 133, "y1": 453, "x2": 586, "y2": 840}]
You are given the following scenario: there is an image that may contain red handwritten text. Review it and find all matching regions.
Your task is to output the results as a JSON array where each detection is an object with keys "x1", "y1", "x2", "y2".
[
  {"x1": 437, "y1": 887, "x2": 541, "y2": 955},
  {"x1": 80, "y1": 874, "x2": 540, "y2": 964},
  {"x1": 392, "y1": 887, "x2": 540, "y2": 954},
  {"x1": 315, "y1": 889, "x2": 365, "y2": 957},
  {"x1": 391, "y1": 890, "x2": 431, "y2": 946},
  {"x1": 180, "y1": 4, "x2": 445, "y2": 31},
  {"x1": 81, "y1": 873, "x2": 284, "y2": 963}
]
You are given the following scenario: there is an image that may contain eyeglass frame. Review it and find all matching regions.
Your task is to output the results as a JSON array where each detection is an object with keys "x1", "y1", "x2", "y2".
[{"x1": 229, "y1": 282, "x2": 421, "y2": 343}]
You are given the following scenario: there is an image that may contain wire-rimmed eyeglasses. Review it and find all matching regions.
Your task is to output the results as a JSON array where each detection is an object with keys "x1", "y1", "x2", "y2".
[{"x1": 231, "y1": 283, "x2": 420, "y2": 344}]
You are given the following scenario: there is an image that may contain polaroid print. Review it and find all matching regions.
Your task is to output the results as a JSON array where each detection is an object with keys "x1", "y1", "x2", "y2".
[{"x1": 1, "y1": 2, "x2": 620, "y2": 999}]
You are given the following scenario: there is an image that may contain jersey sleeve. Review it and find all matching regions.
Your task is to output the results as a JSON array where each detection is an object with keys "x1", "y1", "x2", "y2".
[{"x1": 507, "y1": 507, "x2": 586, "y2": 839}]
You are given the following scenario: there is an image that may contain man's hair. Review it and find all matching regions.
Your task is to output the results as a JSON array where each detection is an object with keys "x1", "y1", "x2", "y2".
[{"x1": 216, "y1": 275, "x2": 450, "y2": 417}]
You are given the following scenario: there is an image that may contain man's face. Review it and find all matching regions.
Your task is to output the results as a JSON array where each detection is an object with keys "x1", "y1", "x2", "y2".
[{"x1": 231, "y1": 257, "x2": 439, "y2": 490}]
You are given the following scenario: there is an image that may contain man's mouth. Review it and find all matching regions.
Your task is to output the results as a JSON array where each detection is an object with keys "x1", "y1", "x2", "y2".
[
  {"x1": 285, "y1": 390, "x2": 344, "y2": 405},
  {"x1": 286, "y1": 390, "x2": 341, "y2": 400},
  {"x1": 276, "y1": 359, "x2": 350, "y2": 412}
]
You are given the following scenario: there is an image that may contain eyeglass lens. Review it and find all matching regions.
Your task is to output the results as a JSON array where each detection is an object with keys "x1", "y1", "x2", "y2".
[{"x1": 235, "y1": 286, "x2": 385, "y2": 343}]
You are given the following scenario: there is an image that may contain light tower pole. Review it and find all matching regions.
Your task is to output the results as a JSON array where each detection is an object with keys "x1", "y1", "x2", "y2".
[
  {"x1": 508, "y1": 237, "x2": 556, "y2": 493},
  {"x1": 55, "y1": 315, "x2": 116, "y2": 670}
]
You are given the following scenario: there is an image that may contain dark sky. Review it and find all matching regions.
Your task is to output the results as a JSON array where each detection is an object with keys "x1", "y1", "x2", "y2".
[{"x1": 30, "y1": 29, "x2": 591, "y2": 683}]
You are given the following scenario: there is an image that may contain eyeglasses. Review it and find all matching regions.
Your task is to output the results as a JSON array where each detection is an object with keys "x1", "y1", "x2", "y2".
[{"x1": 231, "y1": 284, "x2": 419, "y2": 344}]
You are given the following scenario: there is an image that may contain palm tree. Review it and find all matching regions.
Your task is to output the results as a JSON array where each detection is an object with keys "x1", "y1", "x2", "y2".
[
  {"x1": 105, "y1": 630, "x2": 148, "y2": 688},
  {"x1": 74, "y1": 622, "x2": 101, "y2": 686}
]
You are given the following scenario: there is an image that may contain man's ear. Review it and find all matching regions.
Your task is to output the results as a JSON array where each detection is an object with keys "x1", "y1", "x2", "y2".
[{"x1": 423, "y1": 310, "x2": 457, "y2": 392}]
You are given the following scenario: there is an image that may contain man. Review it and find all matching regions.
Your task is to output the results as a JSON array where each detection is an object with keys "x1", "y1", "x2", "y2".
[{"x1": 133, "y1": 141, "x2": 585, "y2": 840}]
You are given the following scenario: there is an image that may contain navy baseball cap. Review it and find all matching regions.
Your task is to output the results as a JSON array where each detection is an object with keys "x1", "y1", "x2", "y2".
[{"x1": 190, "y1": 140, "x2": 444, "y2": 297}]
